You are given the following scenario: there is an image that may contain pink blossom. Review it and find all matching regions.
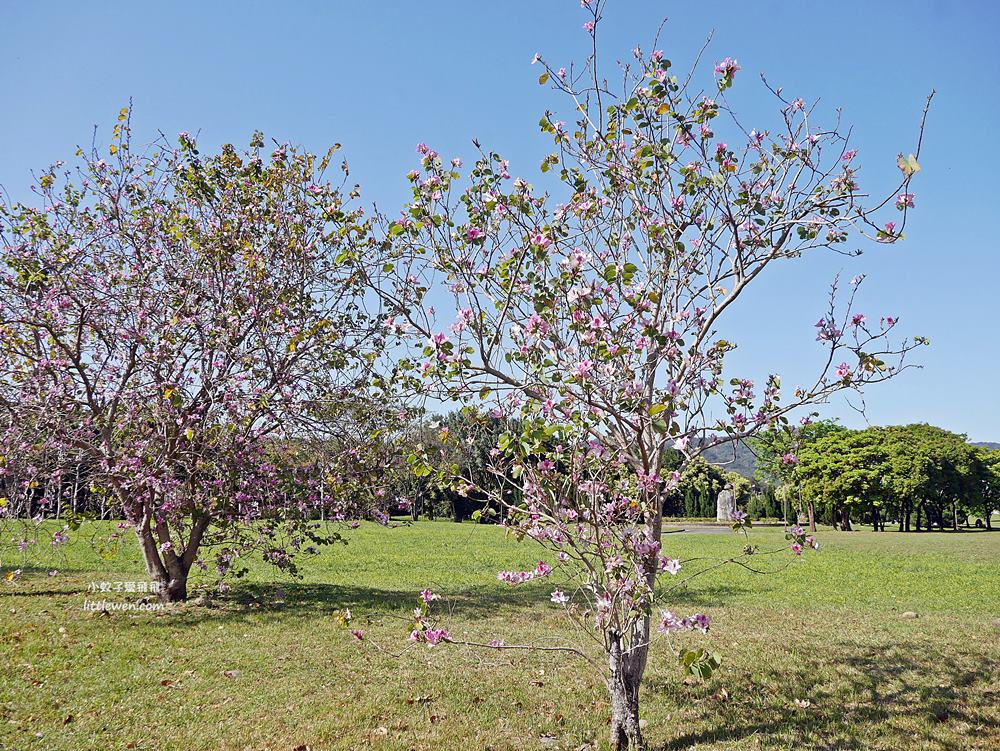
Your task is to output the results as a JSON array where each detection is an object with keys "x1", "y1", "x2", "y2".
[
  {"x1": 659, "y1": 557, "x2": 682, "y2": 575},
  {"x1": 424, "y1": 628, "x2": 451, "y2": 646},
  {"x1": 571, "y1": 360, "x2": 594, "y2": 380},
  {"x1": 714, "y1": 57, "x2": 741, "y2": 77}
]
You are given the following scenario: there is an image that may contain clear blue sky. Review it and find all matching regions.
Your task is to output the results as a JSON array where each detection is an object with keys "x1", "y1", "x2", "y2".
[{"x1": 2, "y1": 1, "x2": 998, "y2": 441}]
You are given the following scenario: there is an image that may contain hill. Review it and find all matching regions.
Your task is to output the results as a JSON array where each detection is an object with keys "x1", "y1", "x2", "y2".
[{"x1": 701, "y1": 439, "x2": 758, "y2": 478}]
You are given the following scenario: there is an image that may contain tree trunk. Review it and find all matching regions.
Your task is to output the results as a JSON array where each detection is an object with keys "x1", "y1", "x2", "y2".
[
  {"x1": 807, "y1": 501, "x2": 816, "y2": 533},
  {"x1": 840, "y1": 508, "x2": 852, "y2": 531},
  {"x1": 608, "y1": 627, "x2": 646, "y2": 751},
  {"x1": 135, "y1": 511, "x2": 208, "y2": 603},
  {"x1": 952, "y1": 502, "x2": 958, "y2": 531}
]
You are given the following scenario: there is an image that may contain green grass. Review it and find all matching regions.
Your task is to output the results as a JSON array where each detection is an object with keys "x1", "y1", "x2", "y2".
[{"x1": 1, "y1": 521, "x2": 998, "y2": 750}]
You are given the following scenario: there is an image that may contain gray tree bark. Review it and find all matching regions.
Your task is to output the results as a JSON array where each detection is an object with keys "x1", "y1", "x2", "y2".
[{"x1": 608, "y1": 622, "x2": 648, "y2": 751}]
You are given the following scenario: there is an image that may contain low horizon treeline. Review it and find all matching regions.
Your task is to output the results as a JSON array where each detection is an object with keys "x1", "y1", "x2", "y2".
[
  {"x1": 749, "y1": 421, "x2": 999, "y2": 531},
  {"x1": 4, "y1": 410, "x2": 997, "y2": 533}
]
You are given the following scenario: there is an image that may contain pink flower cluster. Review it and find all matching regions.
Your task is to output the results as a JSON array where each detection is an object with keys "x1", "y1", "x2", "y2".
[
  {"x1": 409, "y1": 628, "x2": 451, "y2": 647},
  {"x1": 658, "y1": 611, "x2": 711, "y2": 634},
  {"x1": 787, "y1": 525, "x2": 821, "y2": 555},
  {"x1": 497, "y1": 561, "x2": 553, "y2": 585}
]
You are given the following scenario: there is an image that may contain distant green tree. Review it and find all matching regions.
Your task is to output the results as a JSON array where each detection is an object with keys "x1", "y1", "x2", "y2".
[
  {"x1": 749, "y1": 420, "x2": 847, "y2": 529},
  {"x1": 407, "y1": 409, "x2": 514, "y2": 522},
  {"x1": 971, "y1": 448, "x2": 1000, "y2": 529},
  {"x1": 794, "y1": 423, "x2": 984, "y2": 532},
  {"x1": 881, "y1": 425, "x2": 978, "y2": 531},
  {"x1": 795, "y1": 428, "x2": 890, "y2": 531}
]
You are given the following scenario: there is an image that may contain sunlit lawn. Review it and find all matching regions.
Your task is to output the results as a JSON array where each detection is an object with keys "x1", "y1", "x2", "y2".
[{"x1": 1, "y1": 520, "x2": 998, "y2": 750}]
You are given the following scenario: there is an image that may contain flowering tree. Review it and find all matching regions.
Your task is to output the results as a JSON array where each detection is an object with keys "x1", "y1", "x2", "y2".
[
  {"x1": 0, "y1": 113, "x2": 390, "y2": 601},
  {"x1": 360, "y1": 4, "x2": 932, "y2": 747}
]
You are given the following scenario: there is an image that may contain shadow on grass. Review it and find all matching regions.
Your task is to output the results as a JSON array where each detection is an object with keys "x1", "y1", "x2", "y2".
[
  {"x1": 117, "y1": 580, "x2": 567, "y2": 628},
  {"x1": 6, "y1": 572, "x2": 756, "y2": 630},
  {"x1": 653, "y1": 639, "x2": 999, "y2": 751},
  {"x1": 182, "y1": 579, "x2": 755, "y2": 624}
]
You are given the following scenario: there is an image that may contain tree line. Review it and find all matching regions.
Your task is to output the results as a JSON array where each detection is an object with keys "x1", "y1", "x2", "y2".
[{"x1": 750, "y1": 421, "x2": 999, "y2": 531}]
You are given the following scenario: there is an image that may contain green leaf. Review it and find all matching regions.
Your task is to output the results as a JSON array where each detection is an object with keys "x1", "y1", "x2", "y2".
[{"x1": 538, "y1": 72, "x2": 550, "y2": 85}]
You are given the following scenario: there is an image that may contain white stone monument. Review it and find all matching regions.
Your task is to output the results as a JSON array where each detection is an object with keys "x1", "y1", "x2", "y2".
[{"x1": 716, "y1": 484, "x2": 735, "y2": 522}]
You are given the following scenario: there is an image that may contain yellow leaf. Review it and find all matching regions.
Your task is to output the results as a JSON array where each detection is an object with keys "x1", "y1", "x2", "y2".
[
  {"x1": 109, "y1": 144, "x2": 118, "y2": 155},
  {"x1": 184, "y1": 428, "x2": 194, "y2": 440},
  {"x1": 163, "y1": 387, "x2": 175, "y2": 399},
  {"x1": 896, "y1": 153, "x2": 920, "y2": 177}
]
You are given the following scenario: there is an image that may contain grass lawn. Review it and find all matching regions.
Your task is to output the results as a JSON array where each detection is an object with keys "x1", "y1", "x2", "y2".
[{"x1": 1, "y1": 520, "x2": 998, "y2": 750}]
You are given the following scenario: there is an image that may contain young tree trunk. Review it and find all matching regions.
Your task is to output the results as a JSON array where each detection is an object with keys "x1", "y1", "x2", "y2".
[
  {"x1": 608, "y1": 624, "x2": 647, "y2": 751},
  {"x1": 807, "y1": 501, "x2": 816, "y2": 533}
]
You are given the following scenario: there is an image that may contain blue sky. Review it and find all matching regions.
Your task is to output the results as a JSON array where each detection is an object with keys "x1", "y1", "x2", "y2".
[{"x1": 2, "y1": 1, "x2": 998, "y2": 440}]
